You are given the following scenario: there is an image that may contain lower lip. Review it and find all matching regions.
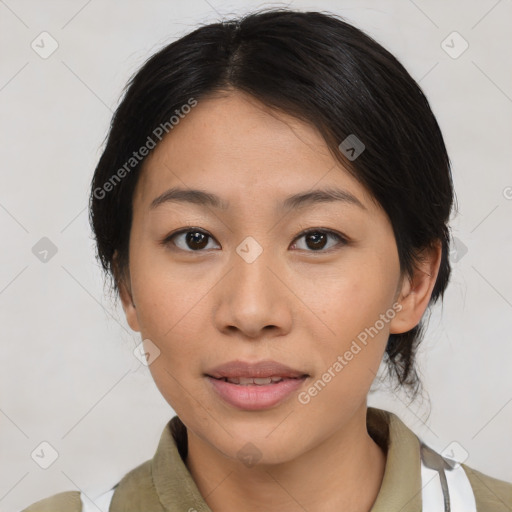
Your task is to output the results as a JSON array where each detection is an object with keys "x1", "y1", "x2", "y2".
[{"x1": 206, "y1": 376, "x2": 307, "y2": 411}]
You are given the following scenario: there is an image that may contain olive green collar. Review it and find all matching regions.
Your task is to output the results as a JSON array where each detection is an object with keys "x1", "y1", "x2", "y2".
[{"x1": 151, "y1": 407, "x2": 423, "y2": 512}]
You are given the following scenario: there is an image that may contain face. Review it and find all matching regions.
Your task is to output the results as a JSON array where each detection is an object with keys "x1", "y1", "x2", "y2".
[{"x1": 118, "y1": 90, "x2": 415, "y2": 466}]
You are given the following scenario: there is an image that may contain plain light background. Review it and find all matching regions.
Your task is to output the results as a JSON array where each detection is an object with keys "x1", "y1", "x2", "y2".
[{"x1": 1, "y1": 0, "x2": 511, "y2": 510}]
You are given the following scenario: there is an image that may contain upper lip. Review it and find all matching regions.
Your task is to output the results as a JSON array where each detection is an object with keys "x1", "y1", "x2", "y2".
[{"x1": 205, "y1": 359, "x2": 308, "y2": 379}]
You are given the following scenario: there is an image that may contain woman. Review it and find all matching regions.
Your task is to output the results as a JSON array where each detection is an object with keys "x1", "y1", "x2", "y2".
[{"x1": 23, "y1": 8, "x2": 512, "y2": 512}]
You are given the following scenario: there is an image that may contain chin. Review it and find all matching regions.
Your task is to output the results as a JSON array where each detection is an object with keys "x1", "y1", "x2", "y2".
[{"x1": 209, "y1": 425, "x2": 303, "y2": 467}]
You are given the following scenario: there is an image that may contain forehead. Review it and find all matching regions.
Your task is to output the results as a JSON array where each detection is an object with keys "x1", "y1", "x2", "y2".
[{"x1": 133, "y1": 90, "x2": 376, "y2": 212}]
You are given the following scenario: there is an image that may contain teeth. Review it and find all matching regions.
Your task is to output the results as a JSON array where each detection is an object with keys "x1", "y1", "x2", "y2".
[{"x1": 222, "y1": 376, "x2": 286, "y2": 385}]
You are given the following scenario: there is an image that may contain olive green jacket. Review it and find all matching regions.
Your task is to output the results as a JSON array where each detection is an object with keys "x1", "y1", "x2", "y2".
[{"x1": 22, "y1": 407, "x2": 512, "y2": 511}]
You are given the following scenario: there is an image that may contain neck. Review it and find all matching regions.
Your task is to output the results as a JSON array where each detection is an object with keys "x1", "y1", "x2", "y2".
[{"x1": 184, "y1": 405, "x2": 387, "y2": 512}]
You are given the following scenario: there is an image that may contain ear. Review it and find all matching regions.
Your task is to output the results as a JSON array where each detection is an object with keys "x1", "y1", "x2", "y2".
[
  {"x1": 113, "y1": 250, "x2": 140, "y2": 332},
  {"x1": 389, "y1": 240, "x2": 442, "y2": 335}
]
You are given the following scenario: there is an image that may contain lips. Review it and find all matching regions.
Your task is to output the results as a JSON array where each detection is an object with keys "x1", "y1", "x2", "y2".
[
  {"x1": 206, "y1": 374, "x2": 308, "y2": 410},
  {"x1": 204, "y1": 359, "x2": 309, "y2": 410},
  {"x1": 205, "y1": 359, "x2": 309, "y2": 380}
]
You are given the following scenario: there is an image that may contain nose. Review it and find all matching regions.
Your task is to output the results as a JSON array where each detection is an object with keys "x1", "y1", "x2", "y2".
[{"x1": 213, "y1": 246, "x2": 293, "y2": 340}]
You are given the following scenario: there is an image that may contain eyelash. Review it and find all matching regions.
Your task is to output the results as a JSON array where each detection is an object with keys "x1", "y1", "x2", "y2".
[{"x1": 160, "y1": 226, "x2": 348, "y2": 253}]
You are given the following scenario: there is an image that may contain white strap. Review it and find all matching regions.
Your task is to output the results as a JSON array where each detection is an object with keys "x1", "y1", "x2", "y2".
[
  {"x1": 421, "y1": 464, "x2": 446, "y2": 510},
  {"x1": 421, "y1": 455, "x2": 477, "y2": 511},
  {"x1": 445, "y1": 464, "x2": 478, "y2": 511},
  {"x1": 80, "y1": 488, "x2": 115, "y2": 512}
]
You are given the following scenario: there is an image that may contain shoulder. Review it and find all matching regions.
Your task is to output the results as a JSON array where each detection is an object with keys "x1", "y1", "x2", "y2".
[
  {"x1": 462, "y1": 463, "x2": 512, "y2": 511},
  {"x1": 109, "y1": 459, "x2": 166, "y2": 510},
  {"x1": 20, "y1": 459, "x2": 155, "y2": 512},
  {"x1": 21, "y1": 491, "x2": 82, "y2": 512},
  {"x1": 21, "y1": 446, "x2": 164, "y2": 511}
]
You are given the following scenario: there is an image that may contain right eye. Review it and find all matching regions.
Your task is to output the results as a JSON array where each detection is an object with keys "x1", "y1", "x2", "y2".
[{"x1": 161, "y1": 228, "x2": 221, "y2": 252}]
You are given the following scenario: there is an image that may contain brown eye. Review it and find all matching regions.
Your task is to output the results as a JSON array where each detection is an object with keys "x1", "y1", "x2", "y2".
[
  {"x1": 291, "y1": 229, "x2": 347, "y2": 252},
  {"x1": 164, "y1": 229, "x2": 220, "y2": 251},
  {"x1": 305, "y1": 232, "x2": 328, "y2": 250},
  {"x1": 185, "y1": 231, "x2": 209, "y2": 250}
]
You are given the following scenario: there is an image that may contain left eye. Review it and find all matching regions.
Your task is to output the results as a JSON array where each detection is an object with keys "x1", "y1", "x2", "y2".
[
  {"x1": 290, "y1": 229, "x2": 346, "y2": 252},
  {"x1": 165, "y1": 229, "x2": 220, "y2": 251}
]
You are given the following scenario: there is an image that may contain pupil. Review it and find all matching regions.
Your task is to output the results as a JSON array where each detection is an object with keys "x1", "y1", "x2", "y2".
[
  {"x1": 187, "y1": 231, "x2": 208, "y2": 250},
  {"x1": 307, "y1": 232, "x2": 326, "y2": 250}
]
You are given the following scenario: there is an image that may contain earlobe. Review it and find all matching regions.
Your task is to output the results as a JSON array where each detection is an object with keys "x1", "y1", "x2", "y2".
[{"x1": 389, "y1": 241, "x2": 442, "y2": 335}]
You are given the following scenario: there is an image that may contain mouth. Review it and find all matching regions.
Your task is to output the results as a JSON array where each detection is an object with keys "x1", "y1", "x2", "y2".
[
  {"x1": 205, "y1": 358, "x2": 308, "y2": 380},
  {"x1": 207, "y1": 375, "x2": 307, "y2": 385},
  {"x1": 204, "y1": 359, "x2": 309, "y2": 410},
  {"x1": 205, "y1": 374, "x2": 309, "y2": 411}
]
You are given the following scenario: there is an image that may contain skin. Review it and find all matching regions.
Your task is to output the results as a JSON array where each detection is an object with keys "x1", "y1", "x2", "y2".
[{"x1": 116, "y1": 89, "x2": 442, "y2": 512}]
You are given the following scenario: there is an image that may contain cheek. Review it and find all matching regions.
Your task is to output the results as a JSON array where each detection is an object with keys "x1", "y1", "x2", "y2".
[
  {"x1": 305, "y1": 256, "x2": 398, "y2": 337},
  {"x1": 129, "y1": 243, "x2": 212, "y2": 342},
  {"x1": 297, "y1": 251, "x2": 399, "y2": 384},
  {"x1": 296, "y1": 274, "x2": 394, "y2": 426},
  {"x1": 131, "y1": 264, "x2": 210, "y2": 413}
]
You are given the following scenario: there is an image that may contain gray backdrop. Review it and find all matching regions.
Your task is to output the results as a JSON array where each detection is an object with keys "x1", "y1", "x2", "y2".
[{"x1": 1, "y1": 1, "x2": 511, "y2": 510}]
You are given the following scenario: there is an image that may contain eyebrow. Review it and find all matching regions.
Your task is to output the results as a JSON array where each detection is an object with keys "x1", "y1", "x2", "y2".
[{"x1": 149, "y1": 186, "x2": 366, "y2": 212}]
